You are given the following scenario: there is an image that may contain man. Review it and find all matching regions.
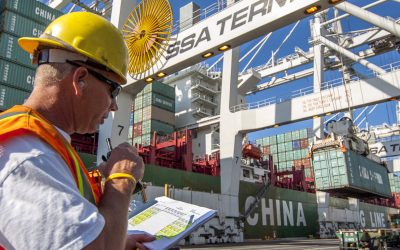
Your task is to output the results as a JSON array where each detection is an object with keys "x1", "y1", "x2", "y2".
[{"x1": 0, "y1": 12, "x2": 154, "y2": 249}]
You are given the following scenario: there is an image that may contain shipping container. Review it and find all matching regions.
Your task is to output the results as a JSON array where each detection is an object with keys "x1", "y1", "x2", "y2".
[
  {"x1": 0, "y1": 59, "x2": 35, "y2": 91},
  {"x1": 141, "y1": 133, "x2": 152, "y2": 147},
  {"x1": 277, "y1": 142, "x2": 285, "y2": 153},
  {"x1": 284, "y1": 132, "x2": 292, "y2": 142},
  {"x1": 285, "y1": 151, "x2": 293, "y2": 161},
  {"x1": 276, "y1": 134, "x2": 285, "y2": 143},
  {"x1": 292, "y1": 140, "x2": 300, "y2": 150},
  {"x1": 388, "y1": 173, "x2": 400, "y2": 193},
  {"x1": 300, "y1": 138, "x2": 309, "y2": 149},
  {"x1": 293, "y1": 149, "x2": 302, "y2": 159},
  {"x1": 0, "y1": 32, "x2": 34, "y2": 68},
  {"x1": 142, "y1": 105, "x2": 175, "y2": 125},
  {"x1": 128, "y1": 125, "x2": 133, "y2": 139},
  {"x1": 270, "y1": 144, "x2": 278, "y2": 154},
  {"x1": 269, "y1": 135, "x2": 277, "y2": 145},
  {"x1": 255, "y1": 138, "x2": 262, "y2": 147},
  {"x1": 0, "y1": 83, "x2": 30, "y2": 110},
  {"x1": 134, "y1": 95, "x2": 143, "y2": 110},
  {"x1": 299, "y1": 129, "x2": 308, "y2": 139},
  {"x1": 284, "y1": 141, "x2": 293, "y2": 151},
  {"x1": 0, "y1": 0, "x2": 63, "y2": 25},
  {"x1": 133, "y1": 136, "x2": 142, "y2": 145},
  {"x1": 291, "y1": 130, "x2": 300, "y2": 140},
  {"x1": 133, "y1": 122, "x2": 142, "y2": 137},
  {"x1": 263, "y1": 146, "x2": 270, "y2": 155},
  {"x1": 141, "y1": 119, "x2": 175, "y2": 135},
  {"x1": 142, "y1": 92, "x2": 175, "y2": 112},
  {"x1": 143, "y1": 81, "x2": 175, "y2": 98},
  {"x1": 135, "y1": 109, "x2": 143, "y2": 123},
  {"x1": 0, "y1": 10, "x2": 45, "y2": 37},
  {"x1": 313, "y1": 148, "x2": 391, "y2": 197}
]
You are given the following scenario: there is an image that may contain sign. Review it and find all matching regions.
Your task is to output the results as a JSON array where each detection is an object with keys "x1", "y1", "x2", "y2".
[{"x1": 369, "y1": 140, "x2": 400, "y2": 158}]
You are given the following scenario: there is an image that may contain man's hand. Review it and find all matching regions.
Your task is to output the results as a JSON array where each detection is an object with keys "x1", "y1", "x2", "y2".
[
  {"x1": 100, "y1": 142, "x2": 144, "y2": 182},
  {"x1": 125, "y1": 234, "x2": 155, "y2": 250}
]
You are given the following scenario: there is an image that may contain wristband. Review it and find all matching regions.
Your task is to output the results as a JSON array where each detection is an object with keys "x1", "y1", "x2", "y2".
[{"x1": 105, "y1": 173, "x2": 137, "y2": 185}]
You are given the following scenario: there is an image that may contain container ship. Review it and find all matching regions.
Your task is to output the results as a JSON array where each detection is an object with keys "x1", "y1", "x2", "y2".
[{"x1": 1, "y1": 0, "x2": 400, "y2": 245}]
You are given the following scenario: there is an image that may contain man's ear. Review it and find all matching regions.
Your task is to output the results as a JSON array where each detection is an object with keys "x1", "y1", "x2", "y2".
[{"x1": 72, "y1": 66, "x2": 89, "y2": 96}]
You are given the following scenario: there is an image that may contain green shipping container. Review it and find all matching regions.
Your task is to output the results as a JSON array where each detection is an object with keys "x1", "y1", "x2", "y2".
[
  {"x1": 133, "y1": 136, "x2": 142, "y2": 145},
  {"x1": 276, "y1": 134, "x2": 285, "y2": 143},
  {"x1": 313, "y1": 148, "x2": 391, "y2": 197},
  {"x1": 141, "y1": 119, "x2": 175, "y2": 135},
  {"x1": 284, "y1": 132, "x2": 292, "y2": 142},
  {"x1": 142, "y1": 92, "x2": 175, "y2": 112},
  {"x1": 277, "y1": 142, "x2": 285, "y2": 152},
  {"x1": 0, "y1": 59, "x2": 35, "y2": 91},
  {"x1": 0, "y1": 0, "x2": 63, "y2": 25},
  {"x1": 134, "y1": 95, "x2": 143, "y2": 110},
  {"x1": 0, "y1": 84, "x2": 30, "y2": 110},
  {"x1": 269, "y1": 135, "x2": 277, "y2": 144},
  {"x1": 1, "y1": 10, "x2": 45, "y2": 37},
  {"x1": 0, "y1": 33, "x2": 34, "y2": 68},
  {"x1": 299, "y1": 129, "x2": 308, "y2": 139},
  {"x1": 143, "y1": 81, "x2": 175, "y2": 98},
  {"x1": 291, "y1": 130, "x2": 300, "y2": 140},
  {"x1": 388, "y1": 173, "x2": 400, "y2": 193},
  {"x1": 270, "y1": 144, "x2": 278, "y2": 154}
]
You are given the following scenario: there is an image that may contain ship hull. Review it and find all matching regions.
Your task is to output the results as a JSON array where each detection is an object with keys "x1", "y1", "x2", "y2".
[{"x1": 143, "y1": 164, "x2": 395, "y2": 239}]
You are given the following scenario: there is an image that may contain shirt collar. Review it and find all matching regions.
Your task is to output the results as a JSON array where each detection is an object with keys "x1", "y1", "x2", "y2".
[{"x1": 55, "y1": 126, "x2": 71, "y2": 143}]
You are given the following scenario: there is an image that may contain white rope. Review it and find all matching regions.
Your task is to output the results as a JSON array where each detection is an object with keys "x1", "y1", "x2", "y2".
[
  {"x1": 265, "y1": 20, "x2": 301, "y2": 67},
  {"x1": 207, "y1": 55, "x2": 223, "y2": 72},
  {"x1": 356, "y1": 105, "x2": 378, "y2": 128},
  {"x1": 239, "y1": 34, "x2": 271, "y2": 63},
  {"x1": 240, "y1": 33, "x2": 272, "y2": 73},
  {"x1": 353, "y1": 106, "x2": 369, "y2": 123}
]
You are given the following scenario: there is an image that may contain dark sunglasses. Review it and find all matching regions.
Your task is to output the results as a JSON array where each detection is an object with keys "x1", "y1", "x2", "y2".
[{"x1": 67, "y1": 60, "x2": 122, "y2": 99}]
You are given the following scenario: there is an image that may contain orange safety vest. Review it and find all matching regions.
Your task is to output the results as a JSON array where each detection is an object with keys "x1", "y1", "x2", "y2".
[{"x1": 0, "y1": 105, "x2": 102, "y2": 205}]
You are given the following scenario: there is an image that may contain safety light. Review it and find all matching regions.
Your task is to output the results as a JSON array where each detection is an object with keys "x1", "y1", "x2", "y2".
[
  {"x1": 313, "y1": 115, "x2": 320, "y2": 118},
  {"x1": 202, "y1": 52, "x2": 214, "y2": 58},
  {"x1": 329, "y1": 0, "x2": 343, "y2": 4},
  {"x1": 218, "y1": 45, "x2": 231, "y2": 51},
  {"x1": 157, "y1": 72, "x2": 167, "y2": 78},
  {"x1": 304, "y1": 6, "x2": 321, "y2": 14},
  {"x1": 326, "y1": 112, "x2": 332, "y2": 116},
  {"x1": 145, "y1": 77, "x2": 154, "y2": 83},
  {"x1": 273, "y1": 124, "x2": 279, "y2": 128}
]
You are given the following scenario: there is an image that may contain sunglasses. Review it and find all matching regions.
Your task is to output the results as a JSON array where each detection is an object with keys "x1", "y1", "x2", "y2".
[{"x1": 67, "y1": 60, "x2": 122, "y2": 99}]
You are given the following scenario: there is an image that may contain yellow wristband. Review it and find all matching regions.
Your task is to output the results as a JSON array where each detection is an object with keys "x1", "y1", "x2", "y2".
[{"x1": 105, "y1": 173, "x2": 137, "y2": 184}]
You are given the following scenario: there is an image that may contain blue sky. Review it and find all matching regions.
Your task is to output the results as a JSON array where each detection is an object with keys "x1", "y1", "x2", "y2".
[{"x1": 40, "y1": 0, "x2": 400, "y2": 142}]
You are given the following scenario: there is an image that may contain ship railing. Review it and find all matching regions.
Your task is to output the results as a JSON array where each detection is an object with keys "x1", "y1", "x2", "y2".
[{"x1": 171, "y1": 0, "x2": 244, "y2": 35}]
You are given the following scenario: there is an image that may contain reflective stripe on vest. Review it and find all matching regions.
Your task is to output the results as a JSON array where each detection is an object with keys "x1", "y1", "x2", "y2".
[{"x1": 0, "y1": 105, "x2": 101, "y2": 205}]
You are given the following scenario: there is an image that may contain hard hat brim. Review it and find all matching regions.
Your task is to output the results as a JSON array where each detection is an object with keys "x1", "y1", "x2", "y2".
[
  {"x1": 18, "y1": 37, "x2": 127, "y2": 85},
  {"x1": 19, "y1": 37, "x2": 66, "y2": 54}
]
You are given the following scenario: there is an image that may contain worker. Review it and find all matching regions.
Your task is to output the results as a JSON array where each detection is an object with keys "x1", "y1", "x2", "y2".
[{"x1": 0, "y1": 12, "x2": 154, "y2": 249}]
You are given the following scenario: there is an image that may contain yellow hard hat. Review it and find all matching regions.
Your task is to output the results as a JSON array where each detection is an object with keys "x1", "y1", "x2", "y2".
[{"x1": 18, "y1": 12, "x2": 128, "y2": 84}]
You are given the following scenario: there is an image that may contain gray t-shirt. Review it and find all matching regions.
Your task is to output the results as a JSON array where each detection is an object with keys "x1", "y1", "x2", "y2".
[{"x1": 0, "y1": 132, "x2": 105, "y2": 250}]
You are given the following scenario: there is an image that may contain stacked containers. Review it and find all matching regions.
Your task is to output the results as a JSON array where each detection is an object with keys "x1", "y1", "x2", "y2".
[
  {"x1": 131, "y1": 81, "x2": 175, "y2": 146},
  {"x1": 256, "y1": 128, "x2": 313, "y2": 177},
  {"x1": 0, "y1": 0, "x2": 63, "y2": 111},
  {"x1": 389, "y1": 173, "x2": 400, "y2": 194}
]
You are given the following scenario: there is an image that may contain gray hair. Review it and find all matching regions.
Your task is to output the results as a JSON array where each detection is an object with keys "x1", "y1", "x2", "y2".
[{"x1": 34, "y1": 63, "x2": 75, "y2": 86}]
